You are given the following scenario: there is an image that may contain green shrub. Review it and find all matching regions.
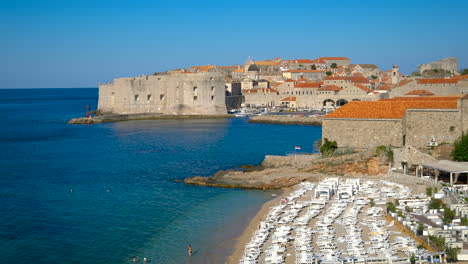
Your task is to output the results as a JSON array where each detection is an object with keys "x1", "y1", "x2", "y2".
[
  {"x1": 320, "y1": 138, "x2": 337, "y2": 157},
  {"x1": 452, "y1": 132, "x2": 468, "y2": 161}
]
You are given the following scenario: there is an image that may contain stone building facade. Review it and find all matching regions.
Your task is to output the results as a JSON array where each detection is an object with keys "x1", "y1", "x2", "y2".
[
  {"x1": 418, "y1": 57, "x2": 458, "y2": 74},
  {"x1": 98, "y1": 72, "x2": 227, "y2": 115},
  {"x1": 322, "y1": 96, "x2": 468, "y2": 149}
]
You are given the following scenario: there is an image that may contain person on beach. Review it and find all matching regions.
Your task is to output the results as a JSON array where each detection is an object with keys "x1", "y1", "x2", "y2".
[
  {"x1": 187, "y1": 245, "x2": 192, "y2": 256},
  {"x1": 143, "y1": 257, "x2": 147, "y2": 262},
  {"x1": 132, "y1": 256, "x2": 137, "y2": 262}
]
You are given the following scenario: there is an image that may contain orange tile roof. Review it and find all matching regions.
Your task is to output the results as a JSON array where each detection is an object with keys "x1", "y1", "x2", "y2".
[
  {"x1": 319, "y1": 57, "x2": 350, "y2": 61},
  {"x1": 284, "y1": 79, "x2": 295, "y2": 82},
  {"x1": 253, "y1": 60, "x2": 279, "y2": 66},
  {"x1": 377, "y1": 83, "x2": 396, "y2": 90},
  {"x1": 355, "y1": 84, "x2": 373, "y2": 93},
  {"x1": 417, "y1": 78, "x2": 458, "y2": 84},
  {"x1": 294, "y1": 82, "x2": 323, "y2": 88},
  {"x1": 381, "y1": 96, "x2": 462, "y2": 102},
  {"x1": 219, "y1": 66, "x2": 237, "y2": 69},
  {"x1": 296, "y1": 78, "x2": 310, "y2": 82},
  {"x1": 318, "y1": 85, "x2": 342, "y2": 91},
  {"x1": 398, "y1": 79, "x2": 414, "y2": 86},
  {"x1": 234, "y1": 69, "x2": 244, "y2": 72},
  {"x1": 451, "y1": 75, "x2": 468, "y2": 80},
  {"x1": 310, "y1": 58, "x2": 326, "y2": 64},
  {"x1": 281, "y1": 96, "x2": 297, "y2": 101},
  {"x1": 405, "y1": 89, "x2": 434, "y2": 96},
  {"x1": 325, "y1": 101, "x2": 458, "y2": 119}
]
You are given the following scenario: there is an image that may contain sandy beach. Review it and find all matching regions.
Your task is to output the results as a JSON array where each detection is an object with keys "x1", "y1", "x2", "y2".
[{"x1": 225, "y1": 172, "x2": 439, "y2": 264}]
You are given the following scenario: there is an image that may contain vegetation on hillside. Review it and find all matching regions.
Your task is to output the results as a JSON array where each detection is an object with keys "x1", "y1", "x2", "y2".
[
  {"x1": 320, "y1": 138, "x2": 337, "y2": 157},
  {"x1": 461, "y1": 69, "x2": 468, "y2": 75},
  {"x1": 452, "y1": 132, "x2": 468, "y2": 161}
]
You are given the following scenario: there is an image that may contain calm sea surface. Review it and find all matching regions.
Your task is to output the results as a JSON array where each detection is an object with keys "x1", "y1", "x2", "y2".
[{"x1": 0, "y1": 88, "x2": 322, "y2": 264}]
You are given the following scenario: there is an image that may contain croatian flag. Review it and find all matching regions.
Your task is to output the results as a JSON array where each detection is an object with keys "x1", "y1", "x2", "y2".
[{"x1": 295, "y1": 146, "x2": 301, "y2": 150}]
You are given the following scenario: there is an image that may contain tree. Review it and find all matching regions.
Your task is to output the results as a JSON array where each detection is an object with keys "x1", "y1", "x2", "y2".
[
  {"x1": 429, "y1": 198, "x2": 443, "y2": 209},
  {"x1": 452, "y1": 132, "x2": 468, "y2": 161},
  {"x1": 386, "y1": 201, "x2": 397, "y2": 213},
  {"x1": 443, "y1": 207, "x2": 456, "y2": 225},
  {"x1": 417, "y1": 223, "x2": 424, "y2": 236},
  {"x1": 369, "y1": 198, "x2": 375, "y2": 207},
  {"x1": 429, "y1": 235, "x2": 445, "y2": 249},
  {"x1": 461, "y1": 216, "x2": 468, "y2": 226},
  {"x1": 330, "y1": 63, "x2": 338, "y2": 69},
  {"x1": 311, "y1": 64, "x2": 317, "y2": 70},
  {"x1": 325, "y1": 71, "x2": 333, "y2": 76},
  {"x1": 426, "y1": 187, "x2": 433, "y2": 197},
  {"x1": 371, "y1": 75, "x2": 378, "y2": 80},
  {"x1": 446, "y1": 247, "x2": 460, "y2": 262},
  {"x1": 320, "y1": 138, "x2": 337, "y2": 157},
  {"x1": 461, "y1": 69, "x2": 468, "y2": 75},
  {"x1": 410, "y1": 253, "x2": 416, "y2": 264}
]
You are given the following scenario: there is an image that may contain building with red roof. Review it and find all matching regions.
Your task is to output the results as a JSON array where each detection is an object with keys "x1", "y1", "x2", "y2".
[{"x1": 322, "y1": 95, "x2": 468, "y2": 149}]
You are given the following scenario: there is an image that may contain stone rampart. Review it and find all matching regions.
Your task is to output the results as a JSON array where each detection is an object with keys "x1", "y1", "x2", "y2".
[
  {"x1": 392, "y1": 145, "x2": 438, "y2": 169},
  {"x1": 98, "y1": 72, "x2": 226, "y2": 116}
]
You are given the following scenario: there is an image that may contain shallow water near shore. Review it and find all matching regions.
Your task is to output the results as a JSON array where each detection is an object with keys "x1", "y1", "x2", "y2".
[{"x1": 0, "y1": 88, "x2": 321, "y2": 263}]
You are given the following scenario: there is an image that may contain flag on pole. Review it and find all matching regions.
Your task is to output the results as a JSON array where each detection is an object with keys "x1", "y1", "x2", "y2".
[{"x1": 295, "y1": 146, "x2": 301, "y2": 150}]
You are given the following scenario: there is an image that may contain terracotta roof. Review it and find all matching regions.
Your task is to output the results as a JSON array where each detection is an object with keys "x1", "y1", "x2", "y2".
[
  {"x1": 294, "y1": 82, "x2": 323, "y2": 88},
  {"x1": 324, "y1": 76, "x2": 371, "y2": 83},
  {"x1": 355, "y1": 84, "x2": 373, "y2": 93},
  {"x1": 190, "y1": 65, "x2": 216, "y2": 72},
  {"x1": 271, "y1": 82, "x2": 281, "y2": 87},
  {"x1": 310, "y1": 58, "x2": 326, "y2": 64},
  {"x1": 253, "y1": 60, "x2": 279, "y2": 66},
  {"x1": 319, "y1": 57, "x2": 350, "y2": 61},
  {"x1": 284, "y1": 79, "x2": 295, "y2": 82},
  {"x1": 405, "y1": 89, "x2": 435, "y2": 96},
  {"x1": 451, "y1": 75, "x2": 468, "y2": 80},
  {"x1": 234, "y1": 69, "x2": 244, "y2": 73},
  {"x1": 318, "y1": 85, "x2": 342, "y2": 91},
  {"x1": 281, "y1": 96, "x2": 296, "y2": 101},
  {"x1": 284, "y1": 70, "x2": 323, "y2": 73},
  {"x1": 376, "y1": 83, "x2": 396, "y2": 90},
  {"x1": 324, "y1": 101, "x2": 458, "y2": 119},
  {"x1": 381, "y1": 96, "x2": 462, "y2": 102},
  {"x1": 417, "y1": 78, "x2": 458, "y2": 84},
  {"x1": 398, "y1": 79, "x2": 414, "y2": 86},
  {"x1": 296, "y1": 78, "x2": 310, "y2": 82},
  {"x1": 350, "y1": 64, "x2": 379, "y2": 69},
  {"x1": 219, "y1": 66, "x2": 237, "y2": 69}
]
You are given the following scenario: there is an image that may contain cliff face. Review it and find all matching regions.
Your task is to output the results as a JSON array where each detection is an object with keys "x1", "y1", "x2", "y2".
[{"x1": 98, "y1": 72, "x2": 227, "y2": 116}]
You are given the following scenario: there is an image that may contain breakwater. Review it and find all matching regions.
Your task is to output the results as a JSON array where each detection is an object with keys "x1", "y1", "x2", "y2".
[
  {"x1": 68, "y1": 113, "x2": 234, "y2": 124},
  {"x1": 249, "y1": 115, "x2": 322, "y2": 125}
]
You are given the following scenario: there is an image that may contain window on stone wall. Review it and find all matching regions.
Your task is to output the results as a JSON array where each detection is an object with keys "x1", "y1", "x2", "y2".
[
  {"x1": 211, "y1": 96, "x2": 214, "y2": 101},
  {"x1": 147, "y1": 94, "x2": 152, "y2": 100},
  {"x1": 160, "y1": 94, "x2": 165, "y2": 100},
  {"x1": 211, "y1": 86, "x2": 215, "y2": 92},
  {"x1": 193, "y1": 86, "x2": 198, "y2": 92},
  {"x1": 450, "y1": 126, "x2": 455, "y2": 132},
  {"x1": 134, "y1": 94, "x2": 139, "y2": 100},
  {"x1": 210, "y1": 77, "x2": 214, "y2": 81},
  {"x1": 194, "y1": 96, "x2": 198, "y2": 101}
]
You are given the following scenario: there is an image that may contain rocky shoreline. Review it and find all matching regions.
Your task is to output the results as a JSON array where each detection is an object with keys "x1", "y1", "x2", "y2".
[
  {"x1": 68, "y1": 113, "x2": 234, "y2": 124},
  {"x1": 249, "y1": 115, "x2": 322, "y2": 126},
  {"x1": 184, "y1": 150, "x2": 389, "y2": 189}
]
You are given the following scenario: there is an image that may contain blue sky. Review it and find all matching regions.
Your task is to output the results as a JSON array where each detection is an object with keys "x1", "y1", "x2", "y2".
[{"x1": 2, "y1": 0, "x2": 468, "y2": 88}]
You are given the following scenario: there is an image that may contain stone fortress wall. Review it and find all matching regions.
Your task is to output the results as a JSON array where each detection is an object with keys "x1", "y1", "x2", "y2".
[
  {"x1": 418, "y1": 57, "x2": 458, "y2": 73},
  {"x1": 98, "y1": 72, "x2": 227, "y2": 115}
]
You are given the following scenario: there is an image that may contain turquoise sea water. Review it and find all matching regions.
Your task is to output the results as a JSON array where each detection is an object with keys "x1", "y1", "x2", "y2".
[{"x1": 0, "y1": 88, "x2": 322, "y2": 263}]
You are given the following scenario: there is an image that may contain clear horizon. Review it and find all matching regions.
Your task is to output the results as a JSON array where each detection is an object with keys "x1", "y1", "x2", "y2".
[{"x1": 2, "y1": 0, "x2": 468, "y2": 89}]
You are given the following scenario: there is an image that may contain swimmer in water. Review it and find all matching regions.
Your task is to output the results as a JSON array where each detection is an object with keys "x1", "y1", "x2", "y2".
[{"x1": 187, "y1": 244, "x2": 192, "y2": 256}]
